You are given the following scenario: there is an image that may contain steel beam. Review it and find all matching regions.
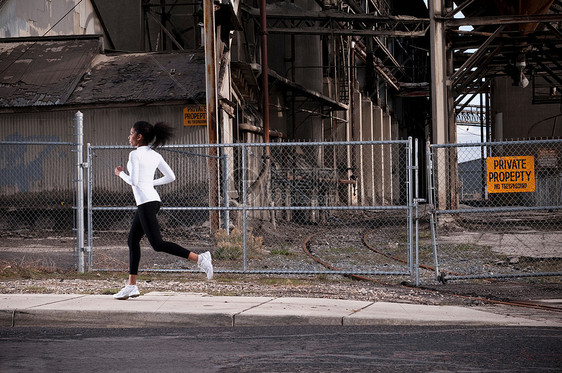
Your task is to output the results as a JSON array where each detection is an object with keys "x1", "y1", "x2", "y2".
[
  {"x1": 444, "y1": 13, "x2": 562, "y2": 27},
  {"x1": 450, "y1": 26, "x2": 504, "y2": 85}
]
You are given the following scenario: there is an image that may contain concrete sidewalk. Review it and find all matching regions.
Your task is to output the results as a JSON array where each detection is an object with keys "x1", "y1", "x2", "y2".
[{"x1": 1, "y1": 292, "x2": 561, "y2": 328}]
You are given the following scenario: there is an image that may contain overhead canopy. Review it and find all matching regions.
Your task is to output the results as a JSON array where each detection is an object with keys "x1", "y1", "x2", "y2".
[{"x1": 449, "y1": 0, "x2": 562, "y2": 105}]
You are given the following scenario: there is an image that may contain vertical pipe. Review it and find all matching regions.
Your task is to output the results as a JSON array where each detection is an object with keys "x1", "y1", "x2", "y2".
[
  {"x1": 160, "y1": 0, "x2": 167, "y2": 51},
  {"x1": 222, "y1": 153, "x2": 230, "y2": 234},
  {"x1": 75, "y1": 111, "x2": 85, "y2": 273},
  {"x1": 480, "y1": 92, "x2": 486, "y2": 200},
  {"x1": 414, "y1": 138, "x2": 420, "y2": 286},
  {"x1": 140, "y1": 2, "x2": 146, "y2": 51},
  {"x1": 407, "y1": 137, "x2": 414, "y2": 277},
  {"x1": 259, "y1": 0, "x2": 272, "y2": 225},
  {"x1": 427, "y1": 141, "x2": 440, "y2": 281},
  {"x1": 203, "y1": 0, "x2": 219, "y2": 232},
  {"x1": 87, "y1": 143, "x2": 93, "y2": 269},
  {"x1": 242, "y1": 145, "x2": 248, "y2": 271},
  {"x1": 259, "y1": 0, "x2": 270, "y2": 147}
]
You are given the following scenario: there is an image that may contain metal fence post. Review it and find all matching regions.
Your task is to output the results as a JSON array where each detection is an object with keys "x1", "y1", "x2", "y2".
[
  {"x1": 221, "y1": 153, "x2": 230, "y2": 234},
  {"x1": 427, "y1": 141, "x2": 440, "y2": 282},
  {"x1": 74, "y1": 111, "x2": 85, "y2": 273},
  {"x1": 414, "y1": 138, "x2": 420, "y2": 286},
  {"x1": 407, "y1": 137, "x2": 414, "y2": 278},
  {"x1": 242, "y1": 144, "x2": 248, "y2": 271},
  {"x1": 86, "y1": 143, "x2": 93, "y2": 268}
]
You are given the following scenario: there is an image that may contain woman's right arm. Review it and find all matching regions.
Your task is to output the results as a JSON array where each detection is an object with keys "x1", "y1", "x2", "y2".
[{"x1": 116, "y1": 152, "x2": 137, "y2": 186}]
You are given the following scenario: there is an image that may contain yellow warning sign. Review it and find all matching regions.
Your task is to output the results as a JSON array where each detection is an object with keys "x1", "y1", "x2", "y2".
[
  {"x1": 486, "y1": 156, "x2": 535, "y2": 193},
  {"x1": 183, "y1": 105, "x2": 207, "y2": 126}
]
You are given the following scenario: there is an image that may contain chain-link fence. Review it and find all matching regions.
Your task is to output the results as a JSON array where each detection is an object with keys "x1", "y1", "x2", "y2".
[
  {"x1": 87, "y1": 140, "x2": 415, "y2": 277},
  {"x1": 428, "y1": 139, "x2": 562, "y2": 282},
  {"x1": 3, "y1": 121, "x2": 560, "y2": 286},
  {"x1": 0, "y1": 140, "x2": 77, "y2": 270}
]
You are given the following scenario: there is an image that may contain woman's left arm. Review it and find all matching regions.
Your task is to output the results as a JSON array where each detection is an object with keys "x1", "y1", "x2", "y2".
[{"x1": 154, "y1": 157, "x2": 176, "y2": 186}]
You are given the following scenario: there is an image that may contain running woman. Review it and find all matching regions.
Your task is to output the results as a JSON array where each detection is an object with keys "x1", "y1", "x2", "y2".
[{"x1": 113, "y1": 121, "x2": 213, "y2": 300}]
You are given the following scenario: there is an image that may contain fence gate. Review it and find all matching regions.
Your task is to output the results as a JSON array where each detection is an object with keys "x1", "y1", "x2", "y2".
[
  {"x1": 86, "y1": 140, "x2": 416, "y2": 279},
  {"x1": 428, "y1": 139, "x2": 562, "y2": 282}
]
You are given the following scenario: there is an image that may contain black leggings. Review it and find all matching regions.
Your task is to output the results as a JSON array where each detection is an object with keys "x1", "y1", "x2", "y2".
[{"x1": 128, "y1": 201, "x2": 191, "y2": 275}]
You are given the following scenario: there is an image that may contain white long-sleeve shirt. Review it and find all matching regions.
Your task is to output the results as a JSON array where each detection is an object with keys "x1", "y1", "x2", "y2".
[{"x1": 118, "y1": 146, "x2": 176, "y2": 206}]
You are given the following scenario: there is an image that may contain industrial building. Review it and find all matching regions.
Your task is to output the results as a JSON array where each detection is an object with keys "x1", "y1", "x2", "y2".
[{"x1": 0, "y1": 0, "x2": 561, "y2": 206}]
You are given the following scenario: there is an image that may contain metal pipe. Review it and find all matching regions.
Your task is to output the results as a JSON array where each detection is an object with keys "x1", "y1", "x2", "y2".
[
  {"x1": 242, "y1": 145, "x2": 248, "y2": 271},
  {"x1": 91, "y1": 205, "x2": 410, "y2": 212},
  {"x1": 89, "y1": 139, "x2": 411, "y2": 150},
  {"x1": 414, "y1": 138, "x2": 420, "y2": 286},
  {"x1": 407, "y1": 137, "x2": 414, "y2": 276},
  {"x1": 427, "y1": 141, "x2": 440, "y2": 281},
  {"x1": 259, "y1": 0, "x2": 270, "y2": 147},
  {"x1": 75, "y1": 111, "x2": 85, "y2": 273},
  {"x1": 203, "y1": 0, "x2": 220, "y2": 231},
  {"x1": 222, "y1": 153, "x2": 230, "y2": 234},
  {"x1": 86, "y1": 143, "x2": 93, "y2": 269}
]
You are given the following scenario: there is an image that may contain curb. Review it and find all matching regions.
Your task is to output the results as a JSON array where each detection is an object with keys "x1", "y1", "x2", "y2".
[{"x1": 1, "y1": 293, "x2": 560, "y2": 328}]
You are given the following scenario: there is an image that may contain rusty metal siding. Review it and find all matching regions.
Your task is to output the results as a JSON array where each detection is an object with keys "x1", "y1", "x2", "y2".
[
  {"x1": 0, "y1": 105, "x2": 208, "y2": 197},
  {"x1": 84, "y1": 105, "x2": 209, "y2": 199}
]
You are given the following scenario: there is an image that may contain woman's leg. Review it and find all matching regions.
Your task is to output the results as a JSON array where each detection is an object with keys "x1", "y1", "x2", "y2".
[
  {"x1": 137, "y1": 201, "x2": 196, "y2": 261},
  {"x1": 127, "y1": 209, "x2": 144, "y2": 284}
]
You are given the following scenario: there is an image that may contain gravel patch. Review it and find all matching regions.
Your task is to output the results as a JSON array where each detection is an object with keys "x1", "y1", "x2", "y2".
[{"x1": 0, "y1": 274, "x2": 458, "y2": 306}]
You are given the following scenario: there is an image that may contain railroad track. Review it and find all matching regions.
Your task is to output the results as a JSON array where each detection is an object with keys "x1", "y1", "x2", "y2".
[{"x1": 301, "y1": 231, "x2": 562, "y2": 313}]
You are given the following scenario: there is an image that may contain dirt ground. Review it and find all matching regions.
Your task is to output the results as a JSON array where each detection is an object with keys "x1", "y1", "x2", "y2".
[
  {"x1": 0, "y1": 236, "x2": 560, "y2": 308},
  {"x1": 0, "y1": 211, "x2": 560, "y2": 307}
]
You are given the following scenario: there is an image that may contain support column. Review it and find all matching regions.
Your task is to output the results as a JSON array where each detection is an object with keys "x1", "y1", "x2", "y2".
[
  {"x1": 383, "y1": 111, "x2": 392, "y2": 205},
  {"x1": 373, "y1": 105, "x2": 384, "y2": 204},
  {"x1": 391, "y1": 118, "x2": 400, "y2": 204},
  {"x1": 430, "y1": 0, "x2": 448, "y2": 145},
  {"x1": 430, "y1": 0, "x2": 448, "y2": 210},
  {"x1": 362, "y1": 99, "x2": 374, "y2": 205},
  {"x1": 204, "y1": 0, "x2": 219, "y2": 232},
  {"x1": 352, "y1": 90, "x2": 362, "y2": 205}
]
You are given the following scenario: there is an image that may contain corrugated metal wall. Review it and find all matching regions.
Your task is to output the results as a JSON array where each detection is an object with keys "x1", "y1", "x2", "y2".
[
  {"x1": 0, "y1": 104, "x2": 209, "y2": 196},
  {"x1": 0, "y1": 104, "x2": 208, "y2": 145}
]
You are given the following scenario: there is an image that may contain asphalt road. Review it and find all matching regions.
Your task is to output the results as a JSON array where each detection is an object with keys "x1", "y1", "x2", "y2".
[{"x1": 1, "y1": 325, "x2": 560, "y2": 372}]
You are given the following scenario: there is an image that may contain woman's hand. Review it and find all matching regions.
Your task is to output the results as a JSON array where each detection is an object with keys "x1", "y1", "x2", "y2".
[{"x1": 114, "y1": 166, "x2": 124, "y2": 176}]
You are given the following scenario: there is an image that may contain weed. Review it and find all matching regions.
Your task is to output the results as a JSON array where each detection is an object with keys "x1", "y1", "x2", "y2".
[
  {"x1": 258, "y1": 277, "x2": 307, "y2": 286},
  {"x1": 101, "y1": 288, "x2": 119, "y2": 295},
  {"x1": 214, "y1": 226, "x2": 265, "y2": 260},
  {"x1": 24, "y1": 286, "x2": 49, "y2": 293},
  {"x1": 270, "y1": 248, "x2": 295, "y2": 256}
]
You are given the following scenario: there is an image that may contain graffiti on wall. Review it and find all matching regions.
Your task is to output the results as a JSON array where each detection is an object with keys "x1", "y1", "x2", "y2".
[{"x1": 0, "y1": 133, "x2": 63, "y2": 193}]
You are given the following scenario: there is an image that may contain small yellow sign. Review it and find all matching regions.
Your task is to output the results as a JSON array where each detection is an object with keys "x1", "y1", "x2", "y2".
[
  {"x1": 183, "y1": 105, "x2": 207, "y2": 126},
  {"x1": 486, "y1": 156, "x2": 535, "y2": 193}
]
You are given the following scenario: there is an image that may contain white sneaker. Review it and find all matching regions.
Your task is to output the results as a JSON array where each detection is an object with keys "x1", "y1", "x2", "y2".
[
  {"x1": 197, "y1": 251, "x2": 213, "y2": 280},
  {"x1": 113, "y1": 284, "x2": 140, "y2": 300}
]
